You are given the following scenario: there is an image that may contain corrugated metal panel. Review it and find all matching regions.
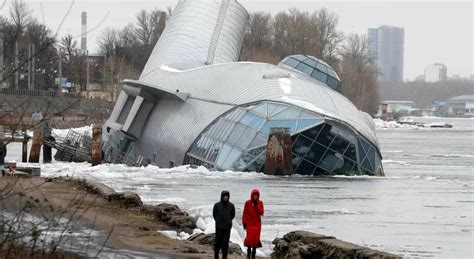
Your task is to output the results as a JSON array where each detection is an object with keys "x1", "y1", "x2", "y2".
[{"x1": 140, "y1": 0, "x2": 248, "y2": 75}]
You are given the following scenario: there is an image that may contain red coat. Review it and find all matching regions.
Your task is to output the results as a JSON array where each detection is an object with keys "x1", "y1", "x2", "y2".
[{"x1": 242, "y1": 189, "x2": 264, "y2": 248}]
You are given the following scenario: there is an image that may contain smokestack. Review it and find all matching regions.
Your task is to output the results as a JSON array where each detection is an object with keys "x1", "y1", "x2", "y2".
[{"x1": 81, "y1": 11, "x2": 87, "y2": 54}]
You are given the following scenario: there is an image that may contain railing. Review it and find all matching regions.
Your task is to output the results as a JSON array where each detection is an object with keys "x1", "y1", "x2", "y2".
[{"x1": 0, "y1": 88, "x2": 81, "y2": 98}]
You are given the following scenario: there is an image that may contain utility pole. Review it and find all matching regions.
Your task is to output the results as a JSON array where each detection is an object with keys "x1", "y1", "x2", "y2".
[
  {"x1": 58, "y1": 49, "x2": 62, "y2": 92},
  {"x1": 28, "y1": 44, "x2": 31, "y2": 90},
  {"x1": 86, "y1": 50, "x2": 89, "y2": 98},
  {"x1": 0, "y1": 33, "x2": 3, "y2": 88},
  {"x1": 14, "y1": 41, "x2": 19, "y2": 89},
  {"x1": 31, "y1": 44, "x2": 35, "y2": 90}
]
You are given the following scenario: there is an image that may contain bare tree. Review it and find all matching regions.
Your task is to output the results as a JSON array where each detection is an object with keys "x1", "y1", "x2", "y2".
[{"x1": 9, "y1": 0, "x2": 31, "y2": 33}]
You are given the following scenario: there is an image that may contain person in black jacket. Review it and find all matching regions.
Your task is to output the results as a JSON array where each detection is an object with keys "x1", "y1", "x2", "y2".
[{"x1": 213, "y1": 190, "x2": 235, "y2": 259}]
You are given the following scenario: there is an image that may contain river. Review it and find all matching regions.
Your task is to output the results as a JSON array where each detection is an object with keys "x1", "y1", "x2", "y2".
[{"x1": 5, "y1": 117, "x2": 474, "y2": 258}]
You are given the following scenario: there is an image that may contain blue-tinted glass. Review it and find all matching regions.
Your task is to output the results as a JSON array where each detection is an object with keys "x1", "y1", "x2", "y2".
[
  {"x1": 311, "y1": 69, "x2": 328, "y2": 83},
  {"x1": 316, "y1": 62, "x2": 328, "y2": 73},
  {"x1": 272, "y1": 107, "x2": 300, "y2": 119},
  {"x1": 292, "y1": 135, "x2": 312, "y2": 157},
  {"x1": 318, "y1": 149, "x2": 340, "y2": 173},
  {"x1": 296, "y1": 119, "x2": 321, "y2": 131},
  {"x1": 295, "y1": 62, "x2": 314, "y2": 75},
  {"x1": 316, "y1": 124, "x2": 335, "y2": 147},
  {"x1": 295, "y1": 159, "x2": 316, "y2": 175},
  {"x1": 302, "y1": 58, "x2": 317, "y2": 67},
  {"x1": 228, "y1": 124, "x2": 245, "y2": 144},
  {"x1": 249, "y1": 133, "x2": 267, "y2": 149},
  {"x1": 302, "y1": 124, "x2": 324, "y2": 139},
  {"x1": 249, "y1": 115, "x2": 265, "y2": 129},
  {"x1": 272, "y1": 119, "x2": 297, "y2": 132},
  {"x1": 292, "y1": 156, "x2": 303, "y2": 169},
  {"x1": 313, "y1": 166, "x2": 331, "y2": 176},
  {"x1": 261, "y1": 121, "x2": 281, "y2": 135},
  {"x1": 308, "y1": 141, "x2": 326, "y2": 165},
  {"x1": 223, "y1": 148, "x2": 241, "y2": 169},
  {"x1": 332, "y1": 158, "x2": 356, "y2": 176},
  {"x1": 327, "y1": 68, "x2": 338, "y2": 78},
  {"x1": 327, "y1": 77, "x2": 340, "y2": 90},
  {"x1": 216, "y1": 144, "x2": 232, "y2": 166},
  {"x1": 267, "y1": 103, "x2": 278, "y2": 117},
  {"x1": 236, "y1": 128, "x2": 256, "y2": 149},
  {"x1": 252, "y1": 103, "x2": 267, "y2": 117},
  {"x1": 269, "y1": 105, "x2": 287, "y2": 117},
  {"x1": 299, "y1": 110, "x2": 317, "y2": 119},
  {"x1": 361, "y1": 157, "x2": 374, "y2": 172},
  {"x1": 357, "y1": 139, "x2": 367, "y2": 162},
  {"x1": 367, "y1": 146, "x2": 376, "y2": 171},
  {"x1": 329, "y1": 135, "x2": 350, "y2": 154},
  {"x1": 292, "y1": 55, "x2": 306, "y2": 61},
  {"x1": 283, "y1": 58, "x2": 299, "y2": 68},
  {"x1": 240, "y1": 112, "x2": 254, "y2": 125},
  {"x1": 344, "y1": 143, "x2": 357, "y2": 161},
  {"x1": 359, "y1": 138, "x2": 371, "y2": 154}
]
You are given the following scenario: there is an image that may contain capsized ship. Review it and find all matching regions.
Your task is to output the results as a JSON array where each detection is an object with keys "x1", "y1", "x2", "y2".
[{"x1": 102, "y1": 0, "x2": 384, "y2": 176}]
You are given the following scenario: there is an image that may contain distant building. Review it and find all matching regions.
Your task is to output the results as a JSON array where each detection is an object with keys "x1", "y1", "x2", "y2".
[
  {"x1": 367, "y1": 26, "x2": 405, "y2": 82},
  {"x1": 424, "y1": 63, "x2": 447, "y2": 82},
  {"x1": 446, "y1": 95, "x2": 474, "y2": 117},
  {"x1": 381, "y1": 100, "x2": 419, "y2": 119},
  {"x1": 415, "y1": 75, "x2": 425, "y2": 82}
]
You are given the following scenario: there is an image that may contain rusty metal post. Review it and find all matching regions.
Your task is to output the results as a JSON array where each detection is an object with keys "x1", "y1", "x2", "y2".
[
  {"x1": 264, "y1": 127, "x2": 293, "y2": 176},
  {"x1": 22, "y1": 130, "x2": 28, "y2": 163},
  {"x1": 42, "y1": 124, "x2": 52, "y2": 163},
  {"x1": 28, "y1": 127, "x2": 41, "y2": 163},
  {"x1": 91, "y1": 126, "x2": 102, "y2": 166}
]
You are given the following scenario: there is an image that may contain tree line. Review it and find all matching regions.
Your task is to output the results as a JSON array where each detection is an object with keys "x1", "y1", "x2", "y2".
[{"x1": 0, "y1": 0, "x2": 379, "y2": 115}]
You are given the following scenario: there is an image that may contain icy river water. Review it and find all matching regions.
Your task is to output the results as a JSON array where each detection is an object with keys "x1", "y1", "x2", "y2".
[{"x1": 6, "y1": 117, "x2": 474, "y2": 258}]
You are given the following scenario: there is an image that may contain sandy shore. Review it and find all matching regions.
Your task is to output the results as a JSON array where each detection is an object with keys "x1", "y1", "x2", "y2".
[{"x1": 0, "y1": 176, "x2": 256, "y2": 258}]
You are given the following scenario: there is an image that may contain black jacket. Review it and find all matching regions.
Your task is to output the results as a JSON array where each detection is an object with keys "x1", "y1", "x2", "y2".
[
  {"x1": 0, "y1": 142, "x2": 6, "y2": 165},
  {"x1": 213, "y1": 191, "x2": 235, "y2": 230}
]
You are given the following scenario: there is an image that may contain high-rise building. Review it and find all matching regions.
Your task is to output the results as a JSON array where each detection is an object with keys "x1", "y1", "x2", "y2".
[
  {"x1": 424, "y1": 63, "x2": 447, "y2": 82},
  {"x1": 367, "y1": 26, "x2": 405, "y2": 81}
]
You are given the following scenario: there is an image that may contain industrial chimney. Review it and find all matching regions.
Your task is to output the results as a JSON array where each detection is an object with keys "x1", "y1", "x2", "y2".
[{"x1": 81, "y1": 11, "x2": 87, "y2": 54}]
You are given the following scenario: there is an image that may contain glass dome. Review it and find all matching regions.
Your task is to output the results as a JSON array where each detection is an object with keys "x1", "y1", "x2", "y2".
[{"x1": 279, "y1": 55, "x2": 342, "y2": 92}]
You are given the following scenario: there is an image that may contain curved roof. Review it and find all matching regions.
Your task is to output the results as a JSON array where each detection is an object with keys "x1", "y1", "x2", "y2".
[{"x1": 139, "y1": 61, "x2": 379, "y2": 146}]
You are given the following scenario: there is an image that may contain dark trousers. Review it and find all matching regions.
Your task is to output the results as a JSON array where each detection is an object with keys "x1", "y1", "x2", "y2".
[
  {"x1": 214, "y1": 227, "x2": 231, "y2": 259},
  {"x1": 247, "y1": 247, "x2": 256, "y2": 258}
]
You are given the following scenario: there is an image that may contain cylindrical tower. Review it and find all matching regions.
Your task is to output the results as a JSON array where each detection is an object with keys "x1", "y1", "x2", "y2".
[{"x1": 140, "y1": 0, "x2": 249, "y2": 80}]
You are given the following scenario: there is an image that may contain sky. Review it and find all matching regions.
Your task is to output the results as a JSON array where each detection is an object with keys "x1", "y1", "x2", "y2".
[{"x1": 0, "y1": 0, "x2": 472, "y2": 81}]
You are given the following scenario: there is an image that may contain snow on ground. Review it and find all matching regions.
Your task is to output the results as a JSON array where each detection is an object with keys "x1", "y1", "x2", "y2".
[
  {"x1": 373, "y1": 119, "x2": 419, "y2": 129},
  {"x1": 51, "y1": 125, "x2": 93, "y2": 140}
]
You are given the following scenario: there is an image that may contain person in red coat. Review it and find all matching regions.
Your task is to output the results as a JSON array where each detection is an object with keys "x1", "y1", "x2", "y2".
[{"x1": 242, "y1": 188, "x2": 264, "y2": 259}]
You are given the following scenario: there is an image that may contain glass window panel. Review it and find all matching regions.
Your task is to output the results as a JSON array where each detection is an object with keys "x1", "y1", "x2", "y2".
[
  {"x1": 318, "y1": 149, "x2": 341, "y2": 173},
  {"x1": 248, "y1": 133, "x2": 267, "y2": 149},
  {"x1": 361, "y1": 157, "x2": 374, "y2": 172},
  {"x1": 292, "y1": 134, "x2": 313, "y2": 157},
  {"x1": 302, "y1": 58, "x2": 317, "y2": 67},
  {"x1": 295, "y1": 159, "x2": 316, "y2": 175},
  {"x1": 296, "y1": 119, "x2": 322, "y2": 131},
  {"x1": 311, "y1": 69, "x2": 328, "y2": 83},
  {"x1": 295, "y1": 62, "x2": 314, "y2": 75},
  {"x1": 329, "y1": 135, "x2": 350, "y2": 155},
  {"x1": 206, "y1": 142, "x2": 222, "y2": 162},
  {"x1": 272, "y1": 107, "x2": 300, "y2": 119},
  {"x1": 236, "y1": 128, "x2": 256, "y2": 150},
  {"x1": 292, "y1": 55, "x2": 306, "y2": 61},
  {"x1": 283, "y1": 57, "x2": 299, "y2": 67},
  {"x1": 315, "y1": 62, "x2": 328, "y2": 73},
  {"x1": 251, "y1": 103, "x2": 267, "y2": 117},
  {"x1": 240, "y1": 112, "x2": 254, "y2": 125},
  {"x1": 299, "y1": 110, "x2": 317, "y2": 119},
  {"x1": 272, "y1": 119, "x2": 297, "y2": 133},
  {"x1": 308, "y1": 141, "x2": 326, "y2": 165},
  {"x1": 216, "y1": 144, "x2": 232, "y2": 167},
  {"x1": 359, "y1": 138, "x2": 371, "y2": 154},
  {"x1": 223, "y1": 148, "x2": 241, "y2": 169},
  {"x1": 302, "y1": 124, "x2": 324, "y2": 140},
  {"x1": 227, "y1": 124, "x2": 245, "y2": 145},
  {"x1": 269, "y1": 105, "x2": 287, "y2": 117},
  {"x1": 261, "y1": 121, "x2": 281, "y2": 135},
  {"x1": 316, "y1": 124, "x2": 335, "y2": 147},
  {"x1": 233, "y1": 153, "x2": 255, "y2": 171},
  {"x1": 367, "y1": 147, "x2": 376, "y2": 171},
  {"x1": 327, "y1": 68, "x2": 338, "y2": 78},
  {"x1": 332, "y1": 158, "x2": 357, "y2": 176},
  {"x1": 327, "y1": 76, "x2": 340, "y2": 90},
  {"x1": 218, "y1": 121, "x2": 235, "y2": 141},
  {"x1": 344, "y1": 143, "x2": 357, "y2": 161},
  {"x1": 249, "y1": 115, "x2": 265, "y2": 130},
  {"x1": 267, "y1": 103, "x2": 278, "y2": 117},
  {"x1": 291, "y1": 156, "x2": 303, "y2": 169}
]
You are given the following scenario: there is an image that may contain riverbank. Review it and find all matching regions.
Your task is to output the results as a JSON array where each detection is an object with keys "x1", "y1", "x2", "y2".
[{"x1": 0, "y1": 176, "x2": 248, "y2": 258}]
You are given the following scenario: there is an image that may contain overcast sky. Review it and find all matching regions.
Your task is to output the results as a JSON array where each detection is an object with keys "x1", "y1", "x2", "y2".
[{"x1": 1, "y1": 0, "x2": 472, "y2": 81}]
